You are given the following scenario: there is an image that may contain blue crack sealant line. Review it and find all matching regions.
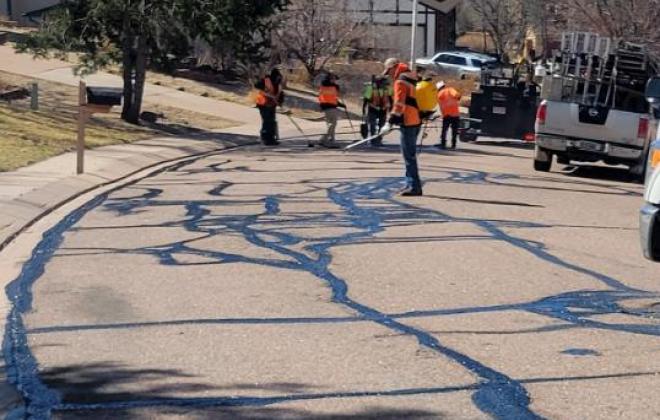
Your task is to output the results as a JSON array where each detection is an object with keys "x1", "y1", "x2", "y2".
[
  {"x1": 172, "y1": 178, "x2": 542, "y2": 418},
  {"x1": 3, "y1": 194, "x2": 109, "y2": 418},
  {"x1": 292, "y1": 180, "x2": 539, "y2": 419},
  {"x1": 4, "y1": 166, "x2": 655, "y2": 418}
]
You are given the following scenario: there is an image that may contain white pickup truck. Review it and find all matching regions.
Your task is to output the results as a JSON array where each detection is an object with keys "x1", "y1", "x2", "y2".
[
  {"x1": 534, "y1": 37, "x2": 657, "y2": 178},
  {"x1": 640, "y1": 76, "x2": 660, "y2": 262},
  {"x1": 534, "y1": 96, "x2": 653, "y2": 177}
]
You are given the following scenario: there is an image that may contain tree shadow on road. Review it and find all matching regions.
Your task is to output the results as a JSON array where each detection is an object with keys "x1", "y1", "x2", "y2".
[
  {"x1": 57, "y1": 406, "x2": 443, "y2": 419},
  {"x1": 41, "y1": 362, "x2": 215, "y2": 405}
]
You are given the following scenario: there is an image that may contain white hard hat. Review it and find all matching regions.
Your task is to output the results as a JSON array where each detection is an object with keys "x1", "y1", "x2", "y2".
[
  {"x1": 384, "y1": 58, "x2": 399, "y2": 70},
  {"x1": 436, "y1": 81, "x2": 446, "y2": 90}
]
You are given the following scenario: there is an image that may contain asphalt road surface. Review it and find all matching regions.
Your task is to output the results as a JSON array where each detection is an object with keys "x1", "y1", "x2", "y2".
[{"x1": 4, "y1": 135, "x2": 660, "y2": 419}]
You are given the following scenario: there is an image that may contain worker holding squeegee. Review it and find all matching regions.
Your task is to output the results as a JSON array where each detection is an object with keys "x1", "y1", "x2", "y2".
[{"x1": 389, "y1": 64, "x2": 424, "y2": 197}]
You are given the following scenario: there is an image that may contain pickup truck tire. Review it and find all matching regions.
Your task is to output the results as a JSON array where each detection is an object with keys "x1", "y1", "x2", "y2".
[
  {"x1": 534, "y1": 146, "x2": 553, "y2": 172},
  {"x1": 629, "y1": 162, "x2": 647, "y2": 182},
  {"x1": 534, "y1": 159, "x2": 552, "y2": 172}
]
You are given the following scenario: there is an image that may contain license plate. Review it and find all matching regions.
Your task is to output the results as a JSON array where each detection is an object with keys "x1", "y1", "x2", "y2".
[
  {"x1": 493, "y1": 106, "x2": 507, "y2": 115},
  {"x1": 571, "y1": 140, "x2": 604, "y2": 152}
]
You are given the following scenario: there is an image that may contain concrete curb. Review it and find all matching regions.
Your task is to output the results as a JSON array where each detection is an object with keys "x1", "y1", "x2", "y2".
[{"x1": 0, "y1": 135, "x2": 255, "y2": 254}]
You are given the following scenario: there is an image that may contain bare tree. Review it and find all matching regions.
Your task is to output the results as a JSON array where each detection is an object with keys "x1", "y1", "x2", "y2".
[
  {"x1": 554, "y1": 0, "x2": 660, "y2": 56},
  {"x1": 468, "y1": 0, "x2": 529, "y2": 60},
  {"x1": 273, "y1": 0, "x2": 367, "y2": 81}
]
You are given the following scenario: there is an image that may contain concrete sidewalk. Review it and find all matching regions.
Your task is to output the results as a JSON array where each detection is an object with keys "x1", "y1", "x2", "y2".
[
  {"x1": 0, "y1": 45, "x2": 334, "y2": 250},
  {"x1": 0, "y1": 45, "x2": 258, "y2": 124}
]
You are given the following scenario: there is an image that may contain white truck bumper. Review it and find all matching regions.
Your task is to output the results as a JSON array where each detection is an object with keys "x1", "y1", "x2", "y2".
[
  {"x1": 640, "y1": 203, "x2": 660, "y2": 262},
  {"x1": 536, "y1": 134, "x2": 644, "y2": 161}
]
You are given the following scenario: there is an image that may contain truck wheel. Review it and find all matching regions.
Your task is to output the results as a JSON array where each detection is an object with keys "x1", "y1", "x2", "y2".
[
  {"x1": 534, "y1": 159, "x2": 552, "y2": 172},
  {"x1": 534, "y1": 146, "x2": 552, "y2": 172},
  {"x1": 629, "y1": 162, "x2": 647, "y2": 183},
  {"x1": 557, "y1": 155, "x2": 570, "y2": 165}
]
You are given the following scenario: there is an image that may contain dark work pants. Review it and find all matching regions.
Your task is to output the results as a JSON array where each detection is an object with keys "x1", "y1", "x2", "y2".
[
  {"x1": 258, "y1": 105, "x2": 278, "y2": 144},
  {"x1": 442, "y1": 116, "x2": 460, "y2": 147},
  {"x1": 367, "y1": 107, "x2": 386, "y2": 144},
  {"x1": 400, "y1": 125, "x2": 422, "y2": 191}
]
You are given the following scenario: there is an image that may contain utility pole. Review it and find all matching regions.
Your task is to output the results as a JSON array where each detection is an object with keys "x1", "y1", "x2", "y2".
[{"x1": 410, "y1": 0, "x2": 419, "y2": 71}]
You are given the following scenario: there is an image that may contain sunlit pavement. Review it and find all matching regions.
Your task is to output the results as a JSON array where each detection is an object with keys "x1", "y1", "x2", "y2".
[{"x1": 5, "y1": 132, "x2": 660, "y2": 419}]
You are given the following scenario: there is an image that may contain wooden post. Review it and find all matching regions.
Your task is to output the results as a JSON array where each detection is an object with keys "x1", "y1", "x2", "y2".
[
  {"x1": 30, "y1": 82, "x2": 39, "y2": 110},
  {"x1": 77, "y1": 81, "x2": 87, "y2": 175}
]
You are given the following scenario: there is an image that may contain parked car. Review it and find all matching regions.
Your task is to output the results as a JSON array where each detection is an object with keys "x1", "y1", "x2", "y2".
[
  {"x1": 640, "y1": 76, "x2": 660, "y2": 262},
  {"x1": 416, "y1": 51, "x2": 497, "y2": 79}
]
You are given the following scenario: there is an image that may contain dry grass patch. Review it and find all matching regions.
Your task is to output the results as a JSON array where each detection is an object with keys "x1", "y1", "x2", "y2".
[
  {"x1": 0, "y1": 70, "x2": 237, "y2": 171},
  {"x1": 0, "y1": 105, "x2": 152, "y2": 171}
]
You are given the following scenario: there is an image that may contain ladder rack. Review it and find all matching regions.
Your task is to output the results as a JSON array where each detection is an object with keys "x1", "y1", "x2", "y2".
[{"x1": 548, "y1": 32, "x2": 657, "y2": 108}]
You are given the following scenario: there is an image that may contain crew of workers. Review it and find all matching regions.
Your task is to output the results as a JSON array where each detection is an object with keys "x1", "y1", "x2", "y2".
[{"x1": 254, "y1": 58, "x2": 463, "y2": 196}]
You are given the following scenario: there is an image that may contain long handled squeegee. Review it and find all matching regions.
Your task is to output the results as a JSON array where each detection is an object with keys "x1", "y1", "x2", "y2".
[
  {"x1": 344, "y1": 123, "x2": 394, "y2": 152},
  {"x1": 281, "y1": 111, "x2": 315, "y2": 146}
]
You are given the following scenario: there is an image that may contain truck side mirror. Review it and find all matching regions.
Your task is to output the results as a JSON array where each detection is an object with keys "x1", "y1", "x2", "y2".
[
  {"x1": 86, "y1": 87, "x2": 123, "y2": 107},
  {"x1": 646, "y1": 77, "x2": 660, "y2": 105}
]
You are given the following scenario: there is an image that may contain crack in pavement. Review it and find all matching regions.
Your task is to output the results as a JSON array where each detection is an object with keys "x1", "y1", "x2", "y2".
[{"x1": 3, "y1": 156, "x2": 657, "y2": 418}]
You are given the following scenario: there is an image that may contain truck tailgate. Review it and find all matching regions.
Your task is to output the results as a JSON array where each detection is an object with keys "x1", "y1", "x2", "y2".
[{"x1": 540, "y1": 101, "x2": 644, "y2": 147}]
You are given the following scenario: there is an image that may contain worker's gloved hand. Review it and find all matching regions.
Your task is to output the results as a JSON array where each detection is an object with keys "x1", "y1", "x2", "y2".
[{"x1": 388, "y1": 114, "x2": 403, "y2": 126}]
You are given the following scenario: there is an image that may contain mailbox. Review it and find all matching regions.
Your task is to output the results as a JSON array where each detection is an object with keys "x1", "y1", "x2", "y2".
[{"x1": 86, "y1": 87, "x2": 123, "y2": 106}]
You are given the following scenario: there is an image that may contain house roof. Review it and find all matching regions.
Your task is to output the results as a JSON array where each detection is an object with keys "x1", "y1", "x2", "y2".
[
  {"x1": 420, "y1": 0, "x2": 462, "y2": 13},
  {"x1": 23, "y1": 3, "x2": 60, "y2": 18}
]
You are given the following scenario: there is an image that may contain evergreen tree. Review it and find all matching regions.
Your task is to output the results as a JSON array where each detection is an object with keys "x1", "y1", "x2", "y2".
[{"x1": 19, "y1": 0, "x2": 287, "y2": 124}]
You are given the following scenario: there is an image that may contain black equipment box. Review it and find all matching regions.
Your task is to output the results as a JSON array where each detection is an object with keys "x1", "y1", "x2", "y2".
[{"x1": 466, "y1": 84, "x2": 539, "y2": 140}]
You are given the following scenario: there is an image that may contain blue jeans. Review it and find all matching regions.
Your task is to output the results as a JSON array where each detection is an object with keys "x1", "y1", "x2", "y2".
[{"x1": 400, "y1": 125, "x2": 422, "y2": 191}]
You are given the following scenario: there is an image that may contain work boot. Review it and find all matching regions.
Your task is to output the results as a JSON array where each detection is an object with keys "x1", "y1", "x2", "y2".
[
  {"x1": 320, "y1": 139, "x2": 340, "y2": 149},
  {"x1": 399, "y1": 187, "x2": 423, "y2": 197}
]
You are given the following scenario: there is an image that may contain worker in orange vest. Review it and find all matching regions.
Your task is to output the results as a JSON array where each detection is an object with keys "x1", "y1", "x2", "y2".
[
  {"x1": 436, "y1": 81, "x2": 462, "y2": 149},
  {"x1": 318, "y1": 72, "x2": 345, "y2": 149},
  {"x1": 362, "y1": 75, "x2": 392, "y2": 147},
  {"x1": 383, "y1": 58, "x2": 410, "y2": 85},
  {"x1": 254, "y1": 68, "x2": 284, "y2": 146},
  {"x1": 389, "y1": 69, "x2": 423, "y2": 196}
]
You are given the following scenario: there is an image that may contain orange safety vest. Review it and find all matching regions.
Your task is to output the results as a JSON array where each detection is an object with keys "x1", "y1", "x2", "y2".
[
  {"x1": 256, "y1": 77, "x2": 279, "y2": 107},
  {"x1": 318, "y1": 85, "x2": 339, "y2": 107},
  {"x1": 371, "y1": 88, "x2": 390, "y2": 110},
  {"x1": 392, "y1": 75, "x2": 421, "y2": 127},
  {"x1": 437, "y1": 87, "x2": 461, "y2": 117}
]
